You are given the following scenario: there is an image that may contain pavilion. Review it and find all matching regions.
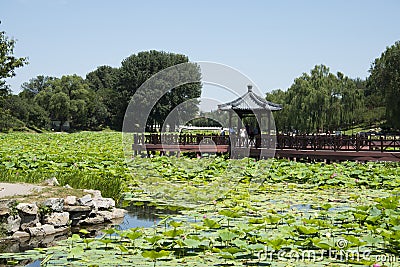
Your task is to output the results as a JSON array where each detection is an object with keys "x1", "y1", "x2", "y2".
[{"x1": 217, "y1": 84, "x2": 282, "y2": 139}]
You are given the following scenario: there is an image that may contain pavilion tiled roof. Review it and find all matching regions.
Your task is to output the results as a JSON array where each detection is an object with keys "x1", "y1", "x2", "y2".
[{"x1": 217, "y1": 85, "x2": 282, "y2": 111}]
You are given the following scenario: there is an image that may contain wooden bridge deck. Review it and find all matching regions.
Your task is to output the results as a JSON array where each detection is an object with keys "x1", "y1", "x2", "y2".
[{"x1": 131, "y1": 133, "x2": 400, "y2": 162}]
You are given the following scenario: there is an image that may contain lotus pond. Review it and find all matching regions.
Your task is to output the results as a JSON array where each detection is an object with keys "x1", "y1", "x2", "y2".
[{"x1": 0, "y1": 132, "x2": 400, "y2": 266}]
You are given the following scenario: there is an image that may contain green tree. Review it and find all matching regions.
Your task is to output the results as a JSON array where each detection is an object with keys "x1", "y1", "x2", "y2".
[
  {"x1": 20, "y1": 75, "x2": 55, "y2": 99},
  {"x1": 34, "y1": 74, "x2": 103, "y2": 130},
  {"x1": 267, "y1": 65, "x2": 366, "y2": 133},
  {"x1": 119, "y1": 50, "x2": 201, "y2": 131},
  {"x1": 3, "y1": 95, "x2": 49, "y2": 129},
  {"x1": 48, "y1": 92, "x2": 70, "y2": 129},
  {"x1": 0, "y1": 23, "x2": 28, "y2": 96},
  {"x1": 368, "y1": 41, "x2": 400, "y2": 130},
  {"x1": 0, "y1": 23, "x2": 28, "y2": 132},
  {"x1": 86, "y1": 66, "x2": 120, "y2": 128}
]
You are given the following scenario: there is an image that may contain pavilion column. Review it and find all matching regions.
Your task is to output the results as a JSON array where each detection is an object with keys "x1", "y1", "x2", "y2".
[
  {"x1": 267, "y1": 111, "x2": 271, "y2": 135},
  {"x1": 256, "y1": 112, "x2": 262, "y2": 148},
  {"x1": 228, "y1": 111, "x2": 232, "y2": 131},
  {"x1": 237, "y1": 113, "x2": 242, "y2": 131},
  {"x1": 237, "y1": 113, "x2": 242, "y2": 147}
]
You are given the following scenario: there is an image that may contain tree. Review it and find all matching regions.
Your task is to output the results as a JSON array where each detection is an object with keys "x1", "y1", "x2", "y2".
[
  {"x1": 118, "y1": 50, "x2": 201, "y2": 131},
  {"x1": 0, "y1": 22, "x2": 28, "y2": 132},
  {"x1": 86, "y1": 66, "x2": 120, "y2": 128},
  {"x1": 48, "y1": 92, "x2": 70, "y2": 129},
  {"x1": 34, "y1": 74, "x2": 103, "y2": 130},
  {"x1": 267, "y1": 65, "x2": 366, "y2": 133},
  {"x1": 20, "y1": 75, "x2": 56, "y2": 98},
  {"x1": 0, "y1": 23, "x2": 28, "y2": 96},
  {"x1": 368, "y1": 41, "x2": 400, "y2": 130}
]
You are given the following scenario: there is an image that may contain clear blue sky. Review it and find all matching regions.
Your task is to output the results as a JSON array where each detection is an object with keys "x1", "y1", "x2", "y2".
[{"x1": 2, "y1": 0, "x2": 400, "y2": 110}]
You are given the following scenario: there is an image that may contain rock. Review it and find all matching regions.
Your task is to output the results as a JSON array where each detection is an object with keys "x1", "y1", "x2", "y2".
[
  {"x1": 67, "y1": 207, "x2": 92, "y2": 225},
  {"x1": 0, "y1": 199, "x2": 15, "y2": 209},
  {"x1": 97, "y1": 210, "x2": 113, "y2": 221},
  {"x1": 12, "y1": 231, "x2": 30, "y2": 240},
  {"x1": 42, "y1": 198, "x2": 64, "y2": 212},
  {"x1": 63, "y1": 205, "x2": 91, "y2": 212},
  {"x1": 5, "y1": 214, "x2": 21, "y2": 233},
  {"x1": 111, "y1": 208, "x2": 127, "y2": 219},
  {"x1": 43, "y1": 177, "x2": 59, "y2": 186},
  {"x1": 42, "y1": 224, "x2": 56, "y2": 235},
  {"x1": 43, "y1": 212, "x2": 69, "y2": 227},
  {"x1": 93, "y1": 198, "x2": 115, "y2": 210},
  {"x1": 16, "y1": 203, "x2": 39, "y2": 230},
  {"x1": 0, "y1": 199, "x2": 14, "y2": 216},
  {"x1": 27, "y1": 226, "x2": 45, "y2": 237},
  {"x1": 63, "y1": 184, "x2": 72, "y2": 189},
  {"x1": 28, "y1": 224, "x2": 55, "y2": 237},
  {"x1": 78, "y1": 194, "x2": 94, "y2": 207},
  {"x1": 0, "y1": 208, "x2": 9, "y2": 216},
  {"x1": 78, "y1": 214, "x2": 104, "y2": 225},
  {"x1": 64, "y1": 196, "x2": 77, "y2": 206},
  {"x1": 19, "y1": 216, "x2": 39, "y2": 231},
  {"x1": 16, "y1": 203, "x2": 38, "y2": 215},
  {"x1": 83, "y1": 189, "x2": 102, "y2": 199},
  {"x1": 53, "y1": 226, "x2": 69, "y2": 235}
]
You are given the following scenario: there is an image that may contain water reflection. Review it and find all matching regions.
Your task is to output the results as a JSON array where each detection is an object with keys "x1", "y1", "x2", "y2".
[{"x1": 1, "y1": 202, "x2": 180, "y2": 254}]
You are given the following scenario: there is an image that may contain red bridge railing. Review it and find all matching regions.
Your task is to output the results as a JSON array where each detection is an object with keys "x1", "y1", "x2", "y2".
[{"x1": 132, "y1": 133, "x2": 400, "y2": 152}]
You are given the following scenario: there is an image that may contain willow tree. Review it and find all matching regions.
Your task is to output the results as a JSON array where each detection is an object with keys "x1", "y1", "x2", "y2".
[{"x1": 266, "y1": 65, "x2": 366, "y2": 133}]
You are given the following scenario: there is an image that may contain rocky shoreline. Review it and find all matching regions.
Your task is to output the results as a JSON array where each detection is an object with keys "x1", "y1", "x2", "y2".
[{"x1": 0, "y1": 189, "x2": 126, "y2": 247}]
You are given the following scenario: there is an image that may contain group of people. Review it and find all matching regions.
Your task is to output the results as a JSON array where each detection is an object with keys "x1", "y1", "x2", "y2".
[{"x1": 220, "y1": 124, "x2": 260, "y2": 147}]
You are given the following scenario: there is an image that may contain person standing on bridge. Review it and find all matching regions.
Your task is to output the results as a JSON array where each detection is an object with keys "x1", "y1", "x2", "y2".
[{"x1": 240, "y1": 127, "x2": 247, "y2": 147}]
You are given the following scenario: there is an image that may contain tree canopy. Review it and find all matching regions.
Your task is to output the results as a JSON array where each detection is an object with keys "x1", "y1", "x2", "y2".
[
  {"x1": 1, "y1": 21, "x2": 399, "y2": 134},
  {"x1": 368, "y1": 41, "x2": 400, "y2": 130},
  {"x1": 0, "y1": 24, "x2": 28, "y2": 96},
  {"x1": 0, "y1": 24, "x2": 28, "y2": 132},
  {"x1": 266, "y1": 65, "x2": 373, "y2": 133},
  {"x1": 6, "y1": 50, "x2": 201, "y2": 132}
]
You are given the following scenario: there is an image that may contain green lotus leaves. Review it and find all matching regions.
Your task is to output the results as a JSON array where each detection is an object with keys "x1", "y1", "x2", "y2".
[{"x1": 1, "y1": 132, "x2": 400, "y2": 266}]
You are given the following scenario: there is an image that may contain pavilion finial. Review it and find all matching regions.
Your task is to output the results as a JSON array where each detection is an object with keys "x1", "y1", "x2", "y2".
[{"x1": 247, "y1": 84, "x2": 253, "y2": 92}]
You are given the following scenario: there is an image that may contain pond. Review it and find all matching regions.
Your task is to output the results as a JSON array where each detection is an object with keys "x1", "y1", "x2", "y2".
[{"x1": 0, "y1": 203, "x2": 174, "y2": 255}]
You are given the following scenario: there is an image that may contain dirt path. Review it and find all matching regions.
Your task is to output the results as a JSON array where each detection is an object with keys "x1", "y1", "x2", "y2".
[{"x1": 0, "y1": 183, "x2": 43, "y2": 198}]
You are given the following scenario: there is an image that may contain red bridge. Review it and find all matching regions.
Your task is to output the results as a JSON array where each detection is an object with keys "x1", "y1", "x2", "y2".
[{"x1": 132, "y1": 133, "x2": 400, "y2": 162}]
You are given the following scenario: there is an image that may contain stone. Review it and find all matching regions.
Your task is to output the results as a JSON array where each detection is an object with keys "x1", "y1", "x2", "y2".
[
  {"x1": 43, "y1": 177, "x2": 59, "y2": 186},
  {"x1": 78, "y1": 194, "x2": 94, "y2": 207},
  {"x1": 16, "y1": 203, "x2": 38, "y2": 215},
  {"x1": 42, "y1": 224, "x2": 56, "y2": 235},
  {"x1": 68, "y1": 208, "x2": 91, "y2": 225},
  {"x1": 53, "y1": 226, "x2": 69, "y2": 235},
  {"x1": 93, "y1": 198, "x2": 115, "y2": 210},
  {"x1": 20, "y1": 215, "x2": 39, "y2": 231},
  {"x1": 63, "y1": 184, "x2": 72, "y2": 189},
  {"x1": 83, "y1": 189, "x2": 102, "y2": 199},
  {"x1": 79, "y1": 214, "x2": 104, "y2": 225},
  {"x1": 0, "y1": 199, "x2": 13, "y2": 216},
  {"x1": 63, "y1": 205, "x2": 91, "y2": 212},
  {"x1": 111, "y1": 208, "x2": 127, "y2": 219},
  {"x1": 17, "y1": 203, "x2": 39, "y2": 230},
  {"x1": 43, "y1": 212, "x2": 69, "y2": 227},
  {"x1": 27, "y1": 226, "x2": 45, "y2": 237},
  {"x1": 42, "y1": 198, "x2": 64, "y2": 212},
  {"x1": 5, "y1": 214, "x2": 21, "y2": 233},
  {"x1": 64, "y1": 196, "x2": 77, "y2": 206},
  {"x1": 12, "y1": 231, "x2": 30, "y2": 240},
  {"x1": 97, "y1": 210, "x2": 113, "y2": 221},
  {"x1": 0, "y1": 208, "x2": 9, "y2": 216},
  {"x1": 0, "y1": 199, "x2": 16, "y2": 210},
  {"x1": 27, "y1": 224, "x2": 56, "y2": 237}
]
